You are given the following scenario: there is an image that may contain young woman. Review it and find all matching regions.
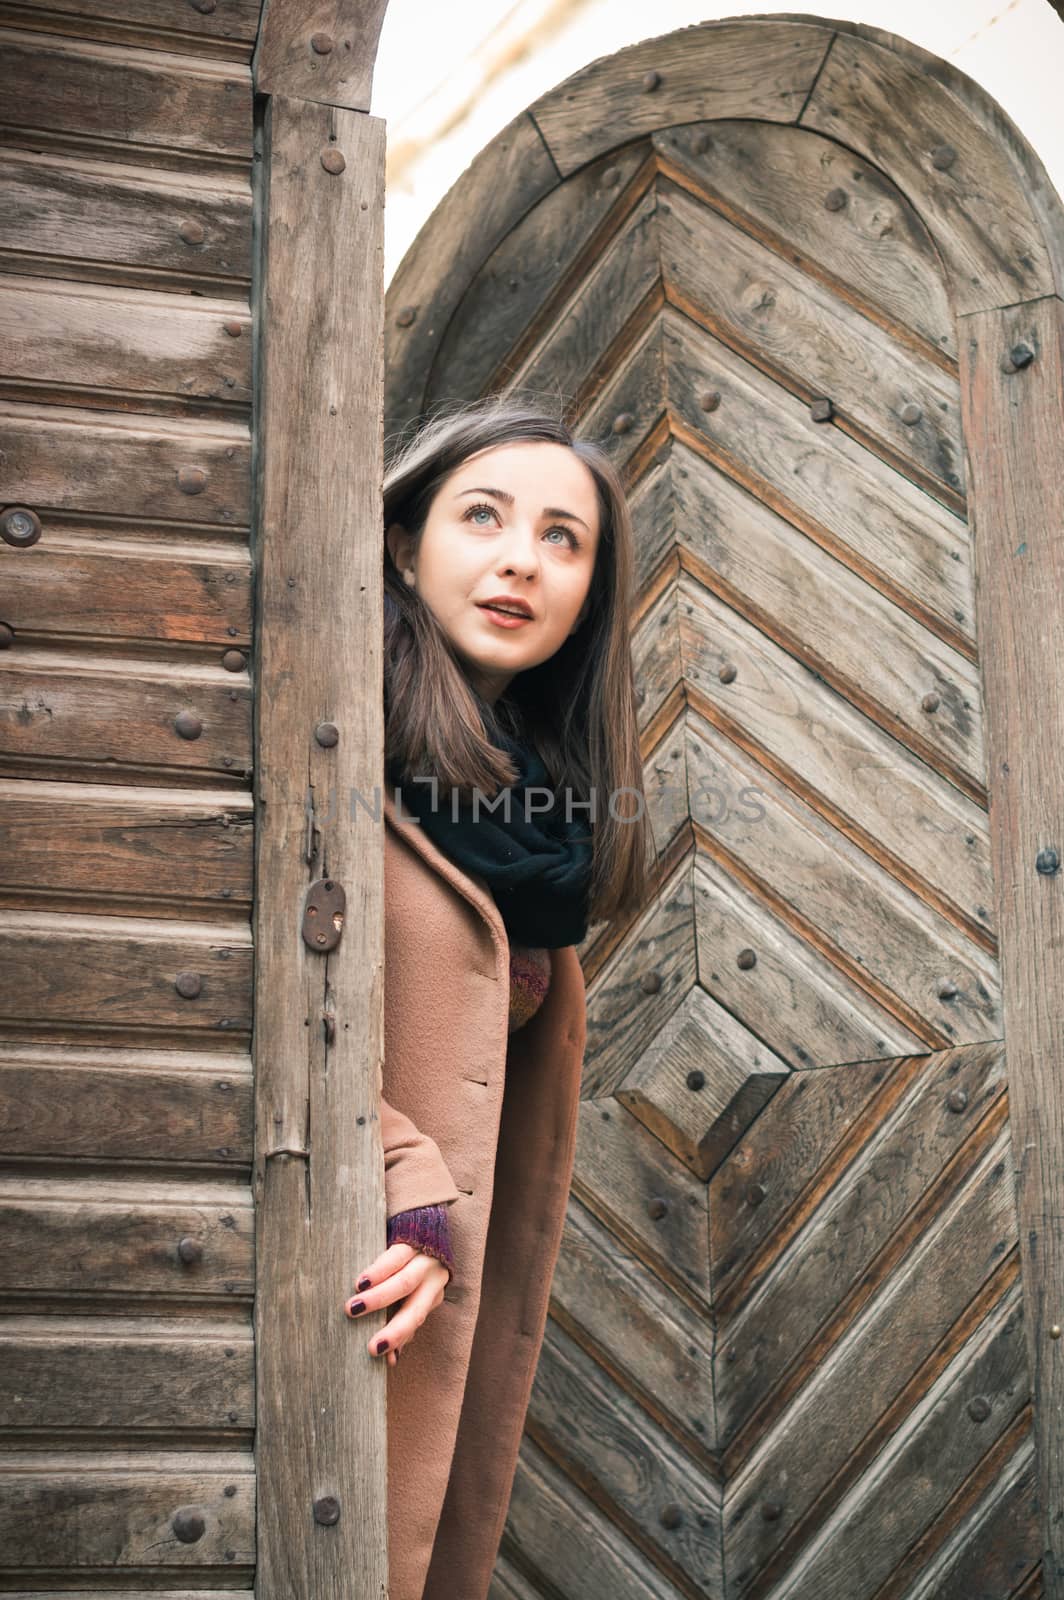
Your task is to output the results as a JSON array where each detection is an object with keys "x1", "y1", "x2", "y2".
[{"x1": 343, "y1": 395, "x2": 650, "y2": 1599}]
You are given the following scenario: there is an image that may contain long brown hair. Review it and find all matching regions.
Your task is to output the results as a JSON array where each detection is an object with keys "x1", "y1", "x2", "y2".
[{"x1": 383, "y1": 394, "x2": 650, "y2": 929}]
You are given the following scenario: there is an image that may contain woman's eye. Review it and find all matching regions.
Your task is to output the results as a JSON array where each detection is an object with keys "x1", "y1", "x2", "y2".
[{"x1": 466, "y1": 504, "x2": 495, "y2": 525}]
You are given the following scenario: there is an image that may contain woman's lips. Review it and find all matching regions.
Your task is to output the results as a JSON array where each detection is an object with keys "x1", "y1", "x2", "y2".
[{"x1": 477, "y1": 604, "x2": 533, "y2": 628}]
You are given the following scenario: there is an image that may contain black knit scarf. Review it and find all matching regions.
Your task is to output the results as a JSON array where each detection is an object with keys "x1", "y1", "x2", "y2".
[{"x1": 389, "y1": 728, "x2": 593, "y2": 949}]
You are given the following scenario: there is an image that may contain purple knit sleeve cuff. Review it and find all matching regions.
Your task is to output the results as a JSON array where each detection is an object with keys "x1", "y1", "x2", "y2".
[{"x1": 386, "y1": 1203, "x2": 455, "y2": 1276}]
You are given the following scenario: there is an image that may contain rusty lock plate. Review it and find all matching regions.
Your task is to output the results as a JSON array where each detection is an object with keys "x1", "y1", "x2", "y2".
[{"x1": 302, "y1": 877, "x2": 345, "y2": 952}]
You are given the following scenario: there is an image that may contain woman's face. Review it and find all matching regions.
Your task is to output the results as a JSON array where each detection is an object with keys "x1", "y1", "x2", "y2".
[{"x1": 386, "y1": 440, "x2": 601, "y2": 705}]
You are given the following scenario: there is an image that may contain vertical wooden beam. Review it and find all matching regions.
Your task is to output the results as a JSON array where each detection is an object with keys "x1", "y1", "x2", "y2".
[
  {"x1": 251, "y1": 88, "x2": 388, "y2": 1595},
  {"x1": 960, "y1": 293, "x2": 1064, "y2": 1593}
]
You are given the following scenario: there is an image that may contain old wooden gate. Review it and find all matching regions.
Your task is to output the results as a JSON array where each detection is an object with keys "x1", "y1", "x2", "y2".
[
  {"x1": 0, "y1": 0, "x2": 392, "y2": 1593},
  {"x1": 385, "y1": 16, "x2": 1064, "y2": 1598}
]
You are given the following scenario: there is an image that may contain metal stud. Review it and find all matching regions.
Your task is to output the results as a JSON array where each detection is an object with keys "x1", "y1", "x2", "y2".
[
  {"x1": 310, "y1": 31, "x2": 334, "y2": 52},
  {"x1": 1009, "y1": 342, "x2": 1035, "y2": 369},
  {"x1": 930, "y1": 144, "x2": 957, "y2": 170},
  {"x1": 719, "y1": 662, "x2": 737, "y2": 683},
  {"x1": 1051, "y1": 1325, "x2": 1062, "y2": 1339},
  {"x1": 938, "y1": 980, "x2": 959, "y2": 1000},
  {"x1": 921, "y1": 692, "x2": 940, "y2": 713},
  {"x1": 175, "y1": 971, "x2": 203, "y2": 998},
  {"x1": 746, "y1": 1182, "x2": 766, "y2": 1207},
  {"x1": 601, "y1": 166, "x2": 621, "y2": 188},
  {"x1": 659, "y1": 1503, "x2": 683, "y2": 1528},
  {"x1": 761, "y1": 1501, "x2": 783, "y2": 1522},
  {"x1": 222, "y1": 650, "x2": 246, "y2": 672},
  {"x1": 172, "y1": 1509, "x2": 206, "y2": 1542},
  {"x1": 686, "y1": 1070, "x2": 705, "y2": 1091},
  {"x1": 700, "y1": 389, "x2": 722, "y2": 412},
  {"x1": 967, "y1": 1395, "x2": 991, "y2": 1422},
  {"x1": 647, "y1": 1196, "x2": 668, "y2": 1220},
  {"x1": 1036, "y1": 847, "x2": 1061, "y2": 876},
  {"x1": 824, "y1": 187, "x2": 847, "y2": 211},
  {"x1": 810, "y1": 397, "x2": 834, "y2": 422},
  {"x1": 177, "y1": 465, "x2": 208, "y2": 495},
  {"x1": 224, "y1": 320, "x2": 243, "y2": 337},
  {"x1": 313, "y1": 1495, "x2": 341, "y2": 1526},
  {"x1": 642, "y1": 69, "x2": 662, "y2": 92},
  {"x1": 179, "y1": 219, "x2": 206, "y2": 246},
  {"x1": 177, "y1": 1236, "x2": 203, "y2": 1264},
  {"x1": 315, "y1": 721, "x2": 339, "y2": 748},
  {"x1": 692, "y1": 131, "x2": 711, "y2": 155},
  {"x1": 396, "y1": 306, "x2": 417, "y2": 327},
  {"x1": 900, "y1": 402, "x2": 923, "y2": 425},
  {"x1": 947, "y1": 1087, "x2": 968, "y2": 1113},
  {"x1": 188, "y1": 0, "x2": 216, "y2": 11},
  {"x1": 174, "y1": 710, "x2": 203, "y2": 740},
  {"x1": 0, "y1": 623, "x2": 13, "y2": 648},
  {"x1": 737, "y1": 948, "x2": 757, "y2": 970},
  {"x1": 1, "y1": 506, "x2": 42, "y2": 547},
  {"x1": 640, "y1": 971, "x2": 662, "y2": 994},
  {"x1": 321, "y1": 147, "x2": 346, "y2": 175},
  {"x1": 612, "y1": 412, "x2": 634, "y2": 434}
]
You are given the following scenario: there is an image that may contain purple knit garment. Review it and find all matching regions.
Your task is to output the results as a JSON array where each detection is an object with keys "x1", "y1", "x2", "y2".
[{"x1": 386, "y1": 1203, "x2": 455, "y2": 1276}]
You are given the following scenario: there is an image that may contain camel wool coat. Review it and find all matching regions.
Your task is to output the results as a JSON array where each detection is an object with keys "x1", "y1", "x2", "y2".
[{"x1": 380, "y1": 786, "x2": 588, "y2": 1600}]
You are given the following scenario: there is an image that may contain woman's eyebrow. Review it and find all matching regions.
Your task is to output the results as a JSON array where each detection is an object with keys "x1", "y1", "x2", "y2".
[{"x1": 454, "y1": 485, "x2": 589, "y2": 531}]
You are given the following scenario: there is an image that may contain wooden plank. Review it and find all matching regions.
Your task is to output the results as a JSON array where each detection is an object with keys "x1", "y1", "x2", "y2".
[
  {"x1": 1, "y1": 539, "x2": 252, "y2": 647},
  {"x1": 253, "y1": 0, "x2": 388, "y2": 111},
  {"x1": 0, "y1": 782, "x2": 252, "y2": 911},
  {"x1": 0, "y1": 151, "x2": 253, "y2": 291},
  {"x1": 0, "y1": 660, "x2": 252, "y2": 779},
  {"x1": 0, "y1": 0, "x2": 262, "y2": 57},
  {"x1": 0, "y1": 1318, "x2": 253, "y2": 1432},
  {"x1": 685, "y1": 719, "x2": 1001, "y2": 1048},
  {"x1": 529, "y1": 19, "x2": 833, "y2": 177},
  {"x1": 0, "y1": 276, "x2": 252, "y2": 412},
  {"x1": 0, "y1": 910, "x2": 252, "y2": 1033},
  {"x1": 252, "y1": 92, "x2": 388, "y2": 1591},
  {"x1": 0, "y1": 32, "x2": 253, "y2": 168},
  {"x1": 958, "y1": 293, "x2": 1064, "y2": 1592},
  {"x1": 0, "y1": 402, "x2": 250, "y2": 524},
  {"x1": 654, "y1": 119, "x2": 956, "y2": 359},
  {"x1": 800, "y1": 30, "x2": 1057, "y2": 314},
  {"x1": 0, "y1": 1042, "x2": 251, "y2": 1166},
  {"x1": 384, "y1": 108, "x2": 558, "y2": 441}
]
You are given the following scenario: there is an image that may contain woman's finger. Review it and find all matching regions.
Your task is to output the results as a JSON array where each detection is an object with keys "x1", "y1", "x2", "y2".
[{"x1": 344, "y1": 1252, "x2": 433, "y2": 1319}]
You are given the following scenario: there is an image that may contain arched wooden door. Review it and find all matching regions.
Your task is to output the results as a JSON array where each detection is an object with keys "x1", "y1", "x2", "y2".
[{"x1": 386, "y1": 18, "x2": 1064, "y2": 1598}]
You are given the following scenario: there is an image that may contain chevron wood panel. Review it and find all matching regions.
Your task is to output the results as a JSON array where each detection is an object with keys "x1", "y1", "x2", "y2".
[{"x1": 392, "y1": 77, "x2": 1038, "y2": 1600}]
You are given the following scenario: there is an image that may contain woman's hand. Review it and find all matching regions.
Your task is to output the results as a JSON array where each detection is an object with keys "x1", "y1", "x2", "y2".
[{"x1": 345, "y1": 1241, "x2": 451, "y2": 1367}]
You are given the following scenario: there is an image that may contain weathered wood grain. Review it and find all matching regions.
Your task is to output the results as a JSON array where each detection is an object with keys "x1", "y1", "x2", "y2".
[
  {"x1": 252, "y1": 91, "x2": 389, "y2": 1592},
  {"x1": 253, "y1": 0, "x2": 388, "y2": 111},
  {"x1": 1, "y1": 0, "x2": 261, "y2": 57}
]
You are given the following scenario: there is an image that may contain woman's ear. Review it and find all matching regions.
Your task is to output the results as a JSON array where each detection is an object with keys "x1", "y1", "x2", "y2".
[{"x1": 385, "y1": 521, "x2": 413, "y2": 579}]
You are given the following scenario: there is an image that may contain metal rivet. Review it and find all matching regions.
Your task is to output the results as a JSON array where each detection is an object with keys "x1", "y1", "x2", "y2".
[
  {"x1": 0, "y1": 622, "x2": 13, "y2": 648},
  {"x1": 224, "y1": 1483, "x2": 237, "y2": 1496},
  {"x1": 175, "y1": 970, "x2": 203, "y2": 998},
  {"x1": 396, "y1": 305, "x2": 417, "y2": 327},
  {"x1": 222, "y1": 756, "x2": 234, "y2": 768},
  {"x1": 719, "y1": 662, "x2": 737, "y2": 683},
  {"x1": 179, "y1": 219, "x2": 206, "y2": 246},
  {"x1": 321, "y1": 148, "x2": 346, "y2": 175},
  {"x1": 700, "y1": 389, "x2": 722, "y2": 412},
  {"x1": 692, "y1": 131, "x2": 711, "y2": 155},
  {"x1": 647, "y1": 1197, "x2": 668, "y2": 1220},
  {"x1": 172, "y1": 1508, "x2": 206, "y2": 1541},
  {"x1": 659, "y1": 1503, "x2": 683, "y2": 1528},
  {"x1": 1051, "y1": 1325, "x2": 1062, "y2": 1339},
  {"x1": 223, "y1": 320, "x2": 243, "y2": 337},
  {"x1": 947, "y1": 1087, "x2": 968, "y2": 1113},
  {"x1": 177, "y1": 465, "x2": 208, "y2": 495},
  {"x1": 602, "y1": 166, "x2": 621, "y2": 188},
  {"x1": 1009, "y1": 342, "x2": 1035, "y2": 369},
  {"x1": 188, "y1": 0, "x2": 216, "y2": 11},
  {"x1": 686, "y1": 1070, "x2": 705, "y2": 1091},
  {"x1": 313, "y1": 1495, "x2": 341, "y2": 1526},
  {"x1": 315, "y1": 721, "x2": 339, "y2": 748},
  {"x1": 761, "y1": 1501, "x2": 783, "y2": 1522},
  {"x1": 747, "y1": 1182, "x2": 766, "y2": 1206},
  {"x1": 612, "y1": 412, "x2": 634, "y2": 434},
  {"x1": 922, "y1": 692, "x2": 940, "y2": 713},
  {"x1": 640, "y1": 971, "x2": 662, "y2": 994},
  {"x1": 930, "y1": 144, "x2": 957, "y2": 170},
  {"x1": 967, "y1": 1395, "x2": 991, "y2": 1422},
  {"x1": 174, "y1": 710, "x2": 203, "y2": 740},
  {"x1": 1, "y1": 506, "x2": 42, "y2": 547},
  {"x1": 737, "y1": 948, "x2": 757, "y2": 970},
  {"x1": 810, "y1": 397, "x2": 834, "y2": 422},
  {"x1": 900, "y1": 402, "x2": 923, "y2": 425},
  {"x1": 824, "y1": 187, "x2": 847, "y2": 211},
  {"x1": 1036, "y1": 848, "x2": 1061, "y2": 876},
  {"x1": 310, "y1": 31, "x2": 334, "y2": 52},
  {"x1": 939, "y1": 980, "x2": 959, "y2": 1000},
  {"x1": 222, "y1": 650, "x2": 246, "y2": 672},
  {"x1": 177, "y1": 1236, "x2": 203, "y2": 1265},
  {"x1": 642, "y1": 69, "x2": 661, "y2": 91}
]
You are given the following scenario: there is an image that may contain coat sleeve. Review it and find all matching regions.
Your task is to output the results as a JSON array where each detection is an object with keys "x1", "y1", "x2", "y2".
[
  {"x1": 381, "y1": 1093, "x2": 461, "y2": 1216},
  {"x1": 386, "y1": 1202, "x2": 456, "y2": 1276}
]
